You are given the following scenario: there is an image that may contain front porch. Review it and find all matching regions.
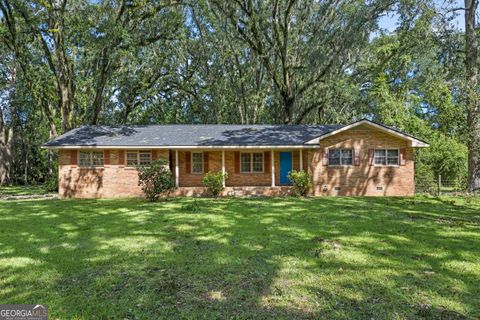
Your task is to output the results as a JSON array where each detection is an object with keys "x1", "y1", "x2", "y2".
[
  {"x1": 169, "y1": 149, "x2": 310, "y2": 189},
  {"x1": 171, "y1": 186, "x2": 295, "y2": 197}
]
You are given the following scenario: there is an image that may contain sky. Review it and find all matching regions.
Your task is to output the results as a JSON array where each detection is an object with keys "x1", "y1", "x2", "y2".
[
  {"x1": 378, "y1": 0, "x2": 467, "y2": 32},
  {"x1": 0, "y1": 1, "x2": 471, "y2": 31}
]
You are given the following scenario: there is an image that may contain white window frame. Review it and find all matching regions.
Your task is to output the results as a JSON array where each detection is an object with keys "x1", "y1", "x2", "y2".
[
  {"x1": 78, "y1": 150, "x2": 104, "y2": 167},
  {"x1": 138, "y1": 150, "x2": 152, "y2": 166},
  {"x1": 328, "y1": 149, "x2": 353, "y2": 166},
  {"x1": 374, "y1": 149, "x2": 399, "y2": 166},
  {"x1": 125, "y1": 150, "x2": 152, "y2": 167},
  {"x1": 240, "y1": 152, "x2": 264, "y2": 173},
  {"x1": 191, "y1": 152, "x2": 204, "y2": 174}
]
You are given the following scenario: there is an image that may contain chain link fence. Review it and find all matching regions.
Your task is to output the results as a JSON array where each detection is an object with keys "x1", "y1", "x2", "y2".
[{"x1": 416, "y1": 175, "x2": 473, "y2": 196}]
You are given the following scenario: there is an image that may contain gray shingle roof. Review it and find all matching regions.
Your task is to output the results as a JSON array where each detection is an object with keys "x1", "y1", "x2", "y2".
[{"x1": 42, "y1": 124, "x2": 343, "y2": 147}]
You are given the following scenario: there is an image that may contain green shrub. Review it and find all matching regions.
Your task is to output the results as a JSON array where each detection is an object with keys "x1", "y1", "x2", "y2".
[
  {"x1": 182, "y1": 199, "x2": 201, "y2": 213},
  {"x1": 43, "y1": 168, "x2": 59, "y2": 193},
  {"x1": 202, "y1": 171, "x2": 228, "y2": 197},
  {"x1": 137, "y1": 159, "x2": 174, "y2": 201},
  {"x1": 288, "y1": 170, "x2": 312, "y2": 197},
  {"x1": 414, "y1": 162, "x2": 437, "y2": 194},
  {"x1": 415, "y1": 133, "x2": 468, "y2": 191}
]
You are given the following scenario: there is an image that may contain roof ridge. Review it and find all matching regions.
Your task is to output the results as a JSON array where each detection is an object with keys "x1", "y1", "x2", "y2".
[
  {"x1": 81, "y1": 123, "x2": 340, "y2": 125},
  {"x1": 77, "y1": 124, "x2": 341, "y2": 128}
]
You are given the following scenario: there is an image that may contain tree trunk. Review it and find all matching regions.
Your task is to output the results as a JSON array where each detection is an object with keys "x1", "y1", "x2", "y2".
[
  {"x1": 0, "y1": 121, "x2": 13, "y2": 185},
  {"x1": 0, "y1": 107, "x2": 7, "y2": 185},
  {"x1": 57, "y1": 44, "x2": 75, "y2": 132},
  {"x1": 59, "y1": 81, "x2": 73, "y2": 132},
  {"x1": 282, "y1": 94, "x2": 294, "y2": 124},
  {"x1": 24, "y1": 149, "x2": 28, "y2": 185},
  {"x1": 465, "y1": 0, "x2": 480, "y2": 192},
  {"x1": 0, "y1": 64, "x2": 16, "y2": 185},
  {"x1": 48, "y1": 122, "x2": 58, "y2": 176},
  {"x1": 91, "y1": 48, "x2": 111, "y2": 124}
]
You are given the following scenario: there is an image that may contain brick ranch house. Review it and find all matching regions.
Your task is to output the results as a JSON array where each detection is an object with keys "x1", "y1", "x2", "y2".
[{"x1": 42, "y1": 119, "x2": 429, "y2": 198}]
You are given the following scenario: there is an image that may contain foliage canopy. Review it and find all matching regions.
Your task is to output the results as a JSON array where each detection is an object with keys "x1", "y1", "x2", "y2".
[{"x1": 0, "y1": 0, "x2": 477, "y2": 190}]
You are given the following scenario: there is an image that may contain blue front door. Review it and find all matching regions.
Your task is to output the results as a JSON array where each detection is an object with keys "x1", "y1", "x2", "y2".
[{"x1": 279, "y1": 152, "x2": 293, "y2": 185}]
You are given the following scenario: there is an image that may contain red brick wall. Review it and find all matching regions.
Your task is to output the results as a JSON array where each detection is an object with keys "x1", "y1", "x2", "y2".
[
  {"x1": 57, "y1": 125, "x2": 415, "y2": 198},
  {"x1": 307, "y1": 124, "x2": 415, "y2": 196},
  {"x1": 58, "y1": 149, "x2": 169, "y2": 198},
  {"x1": 176, "y1": 150, "x2": 302, "y2": 187}
]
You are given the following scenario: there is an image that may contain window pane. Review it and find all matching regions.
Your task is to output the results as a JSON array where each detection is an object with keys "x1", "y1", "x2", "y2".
[
  {"x1": 252, "y1": 153, "x2": 263, "y2": 163},
  {"x1": 192, "y1": 162, "x2": 203, "y2": 173},
  {"x1": 374, "y1": 150, "x2": 386, "y2": 157},
  {"x1": 374, "y1": 156, "x2": 386, "y2": 165},
  {"x1": 127, "y1": 151, "x2": 138, "y2": 166},
  {"x1": 252, "y1": 162, "x2": 263, "y2": 172},
  {"x1": 252, "y1": 153, "x2": 263, "y2": 172},
  {"x1": 192, "y1": 152, "x2": 203, "y2": 173},
  {"x1": 387, "y1": 150, "x2": 399, "y2": 165},
  {"x1": 79, "y1": 152, "x2": 91, "y2": 167},
  {"x1": 387, "y1": 150, "x2": 398, "y2": 157},
  {"x1": 328, "y1": 149, "x2": 341, "y2": 166},
  {"x1": 374, "y1": 149, "x2": 386, "y2": 165},
  {"x1": 341, "y1": 149, "x2": 353, "y2": 165},
  {"x1": 241, "y1": 153, "x2": 251, "y2": 173},
  {"x1": 387, "y1": 157, "x2": 398, "y2": 165},
  {"x1": 92, "y1": 151, "x2": 104, "y2": 166},
  {"x1": 139, "y1": 151, "x2": 152, "y2": 165},
  {"x1": 192, "y1": 153, "x2": 203, "y2": 162}
]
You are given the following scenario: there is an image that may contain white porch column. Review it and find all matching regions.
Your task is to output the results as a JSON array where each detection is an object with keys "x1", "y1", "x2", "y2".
[
  {"x1": 222, "y1": 150, "x2": 226, "y2": 187},
  {"x1": 299, "y1": 150, "x2": 303, "y2": 171},
  {"x1": 175, "y1": 150, "x2": 179, "y2": 188},
  {"x1": 271, "y1": 150, "x2": 275, "y2": 187}
]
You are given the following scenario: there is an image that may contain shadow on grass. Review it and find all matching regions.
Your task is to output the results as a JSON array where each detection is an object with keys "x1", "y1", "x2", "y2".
[{"x1": 0, "y1": 196, "x2": 479, "y2": 319}]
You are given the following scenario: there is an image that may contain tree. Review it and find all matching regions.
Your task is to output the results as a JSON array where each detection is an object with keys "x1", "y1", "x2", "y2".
[
  {"x1": 0, "y1": 0, "x2": 475, "y2": 189},
  {"x1": 212, "y1": 0, "x2": 395, "y2": 124},
  {"x1": 465, "y1": 0, "x2": 480, "y2": 192}
]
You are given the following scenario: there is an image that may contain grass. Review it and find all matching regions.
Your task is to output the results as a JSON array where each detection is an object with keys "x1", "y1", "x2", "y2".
[
  {"x1": 0, "y1": 185, "x2": 48, "y2": 196},
  {"x1": 0, "y1": 196, "x2": 479, "y2": 319}
]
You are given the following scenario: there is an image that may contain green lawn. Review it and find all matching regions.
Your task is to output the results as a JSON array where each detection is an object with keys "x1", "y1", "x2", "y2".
[
  {"x1": 0, "y1": 196, "x2": 479, "y2": 319},
  {"x1": 0, "y1": 185, "x2": 48, "y2": 196}
]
